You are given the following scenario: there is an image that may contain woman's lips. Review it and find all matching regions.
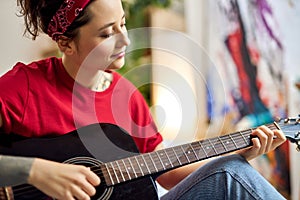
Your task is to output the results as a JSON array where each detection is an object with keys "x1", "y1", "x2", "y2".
[{"x1": 111, "y1": 51, "x2": 125, "y2": 59}]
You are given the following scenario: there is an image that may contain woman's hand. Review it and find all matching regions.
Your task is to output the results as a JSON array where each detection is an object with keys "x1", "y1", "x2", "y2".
[
  {"x1": 28, "y1": 158, "x2": 100, "y2": 200},
  {"x1": 237, "y1": 125, "x2": 286, "y2": 161}
]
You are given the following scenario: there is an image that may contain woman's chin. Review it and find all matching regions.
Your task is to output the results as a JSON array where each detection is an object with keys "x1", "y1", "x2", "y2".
[{"x1": 108, "y1": 60, "x2": 125, "y2": 70}]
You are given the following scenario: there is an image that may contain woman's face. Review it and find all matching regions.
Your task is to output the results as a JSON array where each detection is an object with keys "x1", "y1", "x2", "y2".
[{"x1": 73, "y1": 0, "x2": 130, "y2": 71}]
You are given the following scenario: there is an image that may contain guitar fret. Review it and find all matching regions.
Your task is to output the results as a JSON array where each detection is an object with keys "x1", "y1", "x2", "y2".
[
  {"x1": 127, "y1": 158, "x2": 138, "y2": 178},
  {"x1": 139, "y1": 155, "x2": 152, "y2": 174},
  {"x1": 231, "y1": 131, "x2": 252, "y2": 149},
  {"x1": 200, "y1": 140, "x2": 215, "y2": 157},
  {"x1": 190, "y1": 142, "x2": 206, "y2": 159},
  {"x1": 223, "y1": 135, "x2": 236, "y2": 151},
  {"x1": 121, "y1": 159, "x2": 132, "y2": 181},
  {"x1": 164, "y1": 148, "x2": 180, "y2": 167},
  {"x1": 134, "y1": 156, "x2": 144, "y2": 176},
  {"x1": 229, "y1": 134, "x2": 238, "y2": 148},
  {"x1": 173, "y1": 146, "x2": 189, "y2": 165},
  {"x1": 104, "y1": 163, "x2": 114, "y2": 185},
  {"x1": 153, "y1": 151, "x2": 166, "y2": 171},
  {"x1": 189, "y1": 143, "x2": 200, "y2": 160},
  {"x1": 181, "y1": 144, "x2": 198, "y2": 163},
  {"x1": 210, "y1": 137, "x2": 222, "y2": 154},
  {"x1": 239, "y1": 131, "x2": 251, "y2": 146},
  {"x1": 240, "y1": 131, "x2": 248, "y2": 145},
  {"x1": 218, "y1": 136, "x2": 228, "y2": 152},
  {"x1": 171, "y1": 147, "x2": 182, "y2": 165},
  {"x1": 200, "y1": 141, "x2": 209, "y2": 157},
  {"x1": 208, "y1": 138, "x2": 218, "y2": 155},
  {"x1": 115, "y1": 160, "x2": 126, "y2": 182},
  {"x1": 181, "y1": 146, "x2": 191, "y2": 163},
  {"x1": 163, "y1": 149, "x2": 174, "y2": 168},
  {"x1": 130, "y1": 156, "x2": 145, "y2": 177},
  {"x1": 110, "y1": 162, "x2": 120, "y2": 184},
  {"x1": 232, "y1": 132, "x2": 245, "y2": 148},
  {"x1": 123, "y1": 158, "x2": 137, "y2": 179},
  {"x1": 143, "y1": 153, "x2": 158, "y2": 173},
  {"x1": 156, "y1": 150, "x2": 171, "y2": 169}
]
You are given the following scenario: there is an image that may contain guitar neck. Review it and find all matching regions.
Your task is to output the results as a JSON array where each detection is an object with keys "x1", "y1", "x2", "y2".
[{"x1": 101, "y1": 122, "x2": 279, "y2": 186}]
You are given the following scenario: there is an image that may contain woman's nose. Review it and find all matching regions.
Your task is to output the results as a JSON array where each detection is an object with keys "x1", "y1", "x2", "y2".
[{"x1": 116, "y1": 29, "x2": 130, "y2": 47}]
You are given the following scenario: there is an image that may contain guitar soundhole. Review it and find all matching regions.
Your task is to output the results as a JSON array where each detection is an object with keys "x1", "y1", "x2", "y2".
[{"x1": 63, "y1": 157, "x2": 113, "y2": 200}]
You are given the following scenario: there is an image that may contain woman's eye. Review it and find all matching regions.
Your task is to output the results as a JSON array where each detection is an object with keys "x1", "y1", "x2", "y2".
[{"x1": 100, "y1": 33, "x2": 114, "y2": 38}]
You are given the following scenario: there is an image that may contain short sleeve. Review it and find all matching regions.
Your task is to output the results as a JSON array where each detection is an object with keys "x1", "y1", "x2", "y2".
[
  {"x1": 0, "y1": 63, "x2": 29, "y2": 133},
  {"x1": 129, "y1": 89, "x2": 163, "y2": 153}
]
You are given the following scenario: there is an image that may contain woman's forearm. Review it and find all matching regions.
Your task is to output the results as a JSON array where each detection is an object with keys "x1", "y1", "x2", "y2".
[{"x1": 0, "y1": 155, "x2": 34, "y2": 187}]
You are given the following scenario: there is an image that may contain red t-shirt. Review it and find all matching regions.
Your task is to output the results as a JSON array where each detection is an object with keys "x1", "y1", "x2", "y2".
[{"x1": 0, "y1": 57, "x2": 162, "y2": 153}]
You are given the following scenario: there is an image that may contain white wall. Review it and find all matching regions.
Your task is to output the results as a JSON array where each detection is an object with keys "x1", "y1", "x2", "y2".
[{"x1": 0, "y1": 1, "x2": 56, "y2": 75}]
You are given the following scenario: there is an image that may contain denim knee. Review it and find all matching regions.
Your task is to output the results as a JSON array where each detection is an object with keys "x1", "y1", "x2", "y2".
[{"x1": 161, "y1": 154, "x2": 286, "y2": 200}]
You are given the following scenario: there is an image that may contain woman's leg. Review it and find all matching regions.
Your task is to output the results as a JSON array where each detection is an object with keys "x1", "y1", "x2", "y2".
[{"x1": 161, "y1": 154, "x2": 285, "y2": 200}]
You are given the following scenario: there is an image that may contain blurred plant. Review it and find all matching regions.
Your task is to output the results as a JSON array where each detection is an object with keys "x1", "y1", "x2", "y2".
[
  {"x1": 122, "y1": 0, "x2": 172, "y2": 28},
  {"x1": 119, "y1": 0, "x2": 173, "y2": 104}
]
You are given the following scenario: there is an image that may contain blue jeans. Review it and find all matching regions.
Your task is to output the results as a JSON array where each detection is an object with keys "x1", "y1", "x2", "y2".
[{"x1": 161, "y1": 154, "x2": 286, "y2": 200}]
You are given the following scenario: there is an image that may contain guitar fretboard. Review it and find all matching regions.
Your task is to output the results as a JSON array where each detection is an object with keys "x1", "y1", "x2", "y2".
[{"x1": 100, "y1": 123, "x2": 278, "y2": 186}]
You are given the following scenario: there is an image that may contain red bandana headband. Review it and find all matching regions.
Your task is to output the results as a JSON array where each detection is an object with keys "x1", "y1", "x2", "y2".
[{"x1": 47, "y1": 0, "x2": 91, "y2": 41}]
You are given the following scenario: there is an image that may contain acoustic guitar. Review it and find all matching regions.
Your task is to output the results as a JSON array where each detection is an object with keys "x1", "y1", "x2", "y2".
[{"x1": 0, "y1": 117, "x2": 299, "y2": 200}]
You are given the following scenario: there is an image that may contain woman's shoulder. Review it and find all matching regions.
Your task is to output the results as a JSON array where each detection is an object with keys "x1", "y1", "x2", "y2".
[
  {"x1": 17, "y1": 57, "x2": 62, "y2": 71},
  {"x1": 4, "y1": 57, "x2": 61, "y2": 76},
  {"x1": 0, "y1": 57, "x2": 63, "y2": 88}
]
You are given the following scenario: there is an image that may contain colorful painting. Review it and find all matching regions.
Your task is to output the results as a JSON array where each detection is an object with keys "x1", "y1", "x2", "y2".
[{"x1": 208, "y1": 0, "x2": 291, "y2": 198}]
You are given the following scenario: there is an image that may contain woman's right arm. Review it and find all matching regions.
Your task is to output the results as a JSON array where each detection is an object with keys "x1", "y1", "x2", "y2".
[
  {"x1": 0, "y1": 156, "x2": 100, "y2": 200},
  {"x1": 0, "y1": 114, "x2": 100, "y2": 200},
  {"x1": 28, "y1": 158, "x2": 100, "y2": 200}
]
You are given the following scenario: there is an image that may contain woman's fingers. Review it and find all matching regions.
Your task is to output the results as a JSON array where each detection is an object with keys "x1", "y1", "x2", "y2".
[{"x1": 238, "y1": 125, "x2": 286, "y2": 161}]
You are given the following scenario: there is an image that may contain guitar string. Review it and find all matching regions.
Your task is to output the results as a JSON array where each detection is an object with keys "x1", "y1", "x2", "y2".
[
  {"x1": 99, "y1": 123, "x2": 279, "y2": 183},
  {"x1": 8, "y1": 123, "x2": 280, "y2": 197},
  {"x1": 8, "y1": 126, "x2": 282, "y2": 197},
  {"x1": 86, "y1": 123, "x2": 278, "y2": 183},
  {"x1": 94, "y1": 123, "x2": 279, "y2": 184}
]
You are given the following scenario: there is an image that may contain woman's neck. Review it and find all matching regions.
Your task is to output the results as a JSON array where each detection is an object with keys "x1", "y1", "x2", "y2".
[{"x1": 62, "y1": 56, "x2": 112, "y2": 91}]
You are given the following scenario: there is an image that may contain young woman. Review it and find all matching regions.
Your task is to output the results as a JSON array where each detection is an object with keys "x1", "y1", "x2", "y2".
[{"x1": 0, "y1": 0, "x2": 286, "y2": 199}]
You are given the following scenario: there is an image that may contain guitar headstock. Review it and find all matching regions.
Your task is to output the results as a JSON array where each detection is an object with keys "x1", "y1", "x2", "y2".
[{"x1": 276, "y1": 116, "x2": 300, "y2": 151}]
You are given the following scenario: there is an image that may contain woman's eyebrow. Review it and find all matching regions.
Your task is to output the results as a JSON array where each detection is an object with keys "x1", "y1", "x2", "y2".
[{"x1": 98, "y1": 14, "x2": 126, "y2": 31}]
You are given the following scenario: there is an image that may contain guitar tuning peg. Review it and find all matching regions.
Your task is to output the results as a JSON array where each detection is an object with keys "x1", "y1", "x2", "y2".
[{"x1": 274, "y1": 116, "x2": 281, "y2": 122}]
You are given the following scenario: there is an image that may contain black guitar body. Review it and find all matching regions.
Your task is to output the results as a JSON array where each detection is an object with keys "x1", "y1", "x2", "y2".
[{"x1": 0, "y1": 123, "x2": 158, "y2": 200}]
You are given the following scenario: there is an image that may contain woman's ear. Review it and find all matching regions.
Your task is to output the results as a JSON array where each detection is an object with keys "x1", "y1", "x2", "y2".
[{"x1": 57, "y1": 36, "x2": 76, "y2": 55}]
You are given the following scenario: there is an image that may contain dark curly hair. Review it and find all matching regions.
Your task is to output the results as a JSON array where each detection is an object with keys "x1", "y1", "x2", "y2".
[{"x1": 17, "y1": 0, "x2": 95, "y2": 40}]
